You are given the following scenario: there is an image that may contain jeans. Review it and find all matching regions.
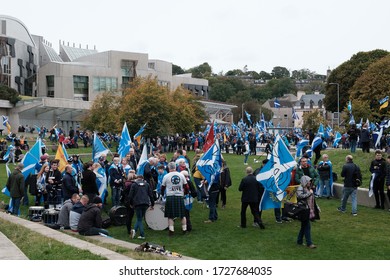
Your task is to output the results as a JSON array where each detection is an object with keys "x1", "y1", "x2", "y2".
[
  {"x1": 340, "y1": 187, "x2": 357, "y2": 214},
  {"x1": 318, "y1": 179, "x2": 331, "y2": 197},
  {"x1": 11, "y1": 197, "x2": 21, "y2": 216},
  {"x1": 244, "y1": 153, "x2": 249, "y2": 164},
  {"x1": 350, "y1": 140, "x2": 357, "y2": 153},
  {"x1": 111, "y1": 187, "x2": 122, "y2": 207},
  {"x1": 208, "y1": 192, "x2": 218, "y2": 221},
  {"x1": 80, "y1": 227, "x2": 109, "y2": 236},
  {"x1": 297, "y1": 220, "x2": 312, "y2": 246},
  {"x1": 134, "y1": 205, "x2": 148, "y2": 237}
]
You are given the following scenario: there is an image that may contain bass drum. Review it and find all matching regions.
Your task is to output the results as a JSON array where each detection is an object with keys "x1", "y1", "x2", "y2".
[
  {"x1": 109, "y1": 206, "x2": 127, "y2": 226},
  {"x1": 145, "y1": 203, "x2": 168, "y2": 231}
]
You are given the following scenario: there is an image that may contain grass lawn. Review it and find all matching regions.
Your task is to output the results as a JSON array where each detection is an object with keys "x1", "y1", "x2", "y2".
[{"x1": 1, "y1": 144, "x2": 390, "y2": 260}]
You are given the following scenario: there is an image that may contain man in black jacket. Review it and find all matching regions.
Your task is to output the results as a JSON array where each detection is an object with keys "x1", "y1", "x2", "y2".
[
  {"x1": 370, "y1": 150, "x2": 386, "y2": 209},
  {"x1": 81, "y1": 161, "x2": 98, "y2": 202},
  {"x1": 238, "y1": 166, "x2": 265, "y2": 229},
  {"x1": 78, "y1": 196, "x2": 109, "y2": 236},
  {"x1": 62, "y1": 165, "x2": 79, "y2": 201},
  {"x1": 338, "y1": 155, "x2": 361, "y2": 216}
]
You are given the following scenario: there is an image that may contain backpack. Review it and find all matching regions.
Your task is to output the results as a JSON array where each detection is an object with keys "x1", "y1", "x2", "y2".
[{"x1": 352, "y1": 164, "x2": 362, "y2": 187}]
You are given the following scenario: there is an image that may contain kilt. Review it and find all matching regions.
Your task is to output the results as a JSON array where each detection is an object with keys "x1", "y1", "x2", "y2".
[{"x1": 164, "y1": 196, "x2": 185, "y2": 218}]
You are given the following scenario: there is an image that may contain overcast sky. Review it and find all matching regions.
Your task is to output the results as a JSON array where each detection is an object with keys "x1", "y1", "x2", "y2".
[{"x1": 3, "y1": 0, "x2": 389, "y2": 75}]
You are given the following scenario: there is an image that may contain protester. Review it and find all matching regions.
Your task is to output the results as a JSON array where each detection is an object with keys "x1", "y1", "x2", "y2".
[
  {"x1": 338, "y1": 155, "x2": 361, "y2": 216},
  {"x1": 238, "y1": 166, "x2": 265, "y2": 229},
  {"x1": 69, "y1": 195, "x2": 89, "y2": 231},
  {"x1": 56, "y1": 193, "x2": 80, "y2": 229},
  {"x1": 369, "y1": 150, "x2": 386, "y2": 209},
  {"x1": 35, "y1": 163, "x2": 50, "y2": 207},
  {"x1": 296, "y1": 175, "x2": 317, "y2": 248},
  {"x1": 218, "y1": 159, "x2": 232, "y2": 209},
  {"x1": 81, "y1": 161, "x2": 99, "y2": 202},
  {"x1": 78, "y1": 196, "x2": 109, "y2": 236},
  {"x1": 316, "y1": 154, "x2": 333, "y2": 198},
  {"x1": 385, "y1": 155, "x2": 390, "y2": 211},
  {"x1": 360, "y1": 123, "x2": 371, "y2": 153},
  {"x1": 243, "y1": 140, "x2": 250, "y2": 165},
  {"x1": 62, "y1": 164, "x2": 79, "y2": 201},
  {"x1": 121, "y1": 171, "x2": 136, "y2": 238},
  {"x1": 295, "y1": 157, "x2": 319, "y2": 186},
  {"x1": 109, "y1": 157, "x2": 125, "y2": 207},
  {"x1": 6, "y1": 162, "x2": 24, "y2": 215},
  {"x1": 161, "y1": 162, "x2": 189, "y2": 236},
  {"x1": 128, "y1": 174, "x2": 154, "y2": 239}
]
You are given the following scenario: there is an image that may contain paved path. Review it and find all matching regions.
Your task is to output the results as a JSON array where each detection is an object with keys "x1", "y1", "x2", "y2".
[{"x1": 0, "y1": 230, "x2": 29, "y2": 260}]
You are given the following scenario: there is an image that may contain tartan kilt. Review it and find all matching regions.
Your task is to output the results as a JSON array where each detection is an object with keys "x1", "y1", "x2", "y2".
[{"x1": 164, "y1": 196, "x2": 185, "y2": 218}]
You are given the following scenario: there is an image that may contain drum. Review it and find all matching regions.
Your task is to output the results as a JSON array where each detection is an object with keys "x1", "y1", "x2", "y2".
[
  {"x1": 109, "y1": 206, "x2": 127, "y2": 226},
  {"x1": 145, "y1": 204, "x2": 168, "y2": 231},
  {"x1": 28, "y1": 206, "x2": 44, "y2": 222},
  {"x1": 42, "y1": 209, "x2": 60, "y2": 224}
]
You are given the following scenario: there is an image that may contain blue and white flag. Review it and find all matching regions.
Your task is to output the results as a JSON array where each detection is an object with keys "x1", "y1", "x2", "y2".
[
  {"x1": 333, "y1": 132, "x2": 342, "y2": 148},
  {"x1": 92, "y1": 132, "x2": 110, "y2": 162},
  {"x1": 136, "y1": 143, "x2": 148, "y2": 176},
  {"x1": 311, "y1": 135, "x2": 323, "y2": 152},
  {"x1": 118, "y1": 122, "x2": 132, "y2": 159},
  {"x1": 95, "y1": 166, "x2": 108, "y2": 202},
  {"x1": 292, "y1": 107, "x2": 299, "y2": 120},
  {"x1": 349, "y1": 115, "x2": 355, "y2": 125},
  {"x1": 295, "y1": 139, "x2": 309, "y2": 159},
  {"x1": 373, "y1": 127, "x2": 383, "y2": 149},
  {"x1": 245, "y1": 111, "x2": 252, "y2": 124},
  {"x1": 256, "y1": 134, "x2": 297, "y2": 202},
  {"x1": 2, "y1": 144, "x2": 13, "y2": 161},
  {"x1": 21, "y1": 138, "x2": 42, "y2": 179},
  {"x1": 134, "y1": 123, "x2": 147, "y2": 145},
  {"x1": 274, "y1": 99, "x2": 281, "y2": 108},
  {"x1": 196, "y1": 140, "x2": 223, "y2": 191},
  {"x1": 317, "y1": 123, "x2": 324, "y2": 136},
  {"x1": 347, "y1": 100, "x2": 352, "y2": 112}
]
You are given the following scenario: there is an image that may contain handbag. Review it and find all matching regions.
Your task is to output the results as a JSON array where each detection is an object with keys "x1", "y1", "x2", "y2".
[
  {"x1": 184, "y1": 194, "x2": 193, "y2": 210},
  {"x1": 284, "y1": 201, "x2": 310, "y2": 221}
]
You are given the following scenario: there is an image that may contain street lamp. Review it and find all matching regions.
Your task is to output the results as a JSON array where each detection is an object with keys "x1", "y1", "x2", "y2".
[
  {"x1": 329, "y1": 83, "x2": 340, "y2": 127},
  {"x1": 241, "y1": 103, "x2": 244, "y2": 119}
]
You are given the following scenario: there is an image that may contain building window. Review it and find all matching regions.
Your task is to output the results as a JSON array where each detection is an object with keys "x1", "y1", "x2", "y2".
[
  {"x1": 46, "y1": 75, "x2": 54, "y2": 97},
  {"x1": 93, "y1": 77, "x2": 118, "y2": 92},
  {"x1": 121, "y1": 60, "x2": 136, "y2": 89},
  {"x1": 73, "y1": 75, "x2": 89, "y2": 99},
  {"x1": 148, "y1": 62, "x2": 155, "y2": 70}
]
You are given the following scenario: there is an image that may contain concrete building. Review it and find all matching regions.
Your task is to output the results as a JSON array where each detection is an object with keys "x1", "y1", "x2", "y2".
[{"x1": 1, "y1": 15, "x2": 234, "y2": 134}]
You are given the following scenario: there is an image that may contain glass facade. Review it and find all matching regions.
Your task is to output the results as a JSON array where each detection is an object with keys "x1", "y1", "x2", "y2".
[{"x1": 93, "y1": 76, "x2": 118, "y2": 92}]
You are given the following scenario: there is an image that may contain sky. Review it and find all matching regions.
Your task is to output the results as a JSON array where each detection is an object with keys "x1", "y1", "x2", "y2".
[{"x1": 2, "y1": 0, "x2": 390, "y2": 75}]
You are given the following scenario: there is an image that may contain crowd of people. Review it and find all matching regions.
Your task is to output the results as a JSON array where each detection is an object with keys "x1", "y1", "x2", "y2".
[{"x1": 3, "y1": 123, "x2": 390, "y2": 250}]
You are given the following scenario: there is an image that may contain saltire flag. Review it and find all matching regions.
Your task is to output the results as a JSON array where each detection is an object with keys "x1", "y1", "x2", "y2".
[
  {"x1": 224, "y1": 126, "x2": 230, "y2": 137},
  {"x1": 196, "y1": 139, "x2": 223, "y2": 191},
  {"x1": 2, "y1": 115, "x2": 11, "y2": 134},
  {"x1": 95, "y1": 166, "x2": 108, "y2": 202},
  {"x1": 317, "y1": 123, "x2": 324, "y2": 136},
  {"x1": 268, "y1": 121, "x2": 274, "y2": 128},
  {"x1": 245, "y1": 111, "x2": 252, "y2": 124},
  {"x1": 231, "y1": 123, "x2": 239, "y2": 132},
  {"x1": 21, "y1": 138, "x2": 42, "y2": 179},
  {"x1": 311, "y1": 135, "x2": 323, "y2": 152},
  {"x1": 134, "y1": 123, "x2": 146, "y2": 145},
  {"x1": 203, "y1": 121, "x2": 215, "y2": 152},
  {"x1": 274, "y1": 99, "x2": 281, "y2": 108},
  {"x1": 34, "y1": 125, "x2": 41, "y2": 134},
  {"x1": 260, "y1": 185, "x2": 299, "y2": 210},
  {"x1": 373, "y1": 127, "x2": 383, "y2": 149},
  {"x1": 370, "y1": 122, "x2": 377, "y2": 132},
  {"x1": 347, "y1": 100, "x2": 352, "y2": 112},
  {"x1": 92, "y1": 132, "x2": 110, "y2": 162},
  {"x1": 2, "y1": 144, "x2": 14, "y2": 162},
  {"x1": 380, "y1": 118, "x2": 390, "y2": 129},
  {"x1": 379, "y1": 96, "x2": 389, "y2": 110},
  {"x1": 2, "y1": 164, "x2": 20, "y2": 215},
  {"x1": 118, "y1": 122, "x2": 132, "y2": 159},
  {"x1": 356, "y1": 118, "x2": 363, "y2": 129},
  {"x1": 55, "y1": 143, "x2": 69, "y2": 173},
  {"x1": 333, "y1": 132, "x2": 342, "y2": 148},
  {"x1": 369, "y1": 173, "x2": 375, "y2": 197},
  {"x1": 256, "y1": 134, "x2": 297, "y2": 203},
  {"x1": 295, "y1": 139, "x2": 309, "y2": 159},
  {"x1": 292, "y1": 107, "x2": 299, "y2": 120},
  {"x1": 136, "y1": 143, "x2": 148, "y2": 176}
]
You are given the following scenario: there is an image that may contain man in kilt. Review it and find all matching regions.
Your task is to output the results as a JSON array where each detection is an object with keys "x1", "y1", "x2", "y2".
[{"x1": 161, "y1": 162, "x2": 189, "y2": 236}]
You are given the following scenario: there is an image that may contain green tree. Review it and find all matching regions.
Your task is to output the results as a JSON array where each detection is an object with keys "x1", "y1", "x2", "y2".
[
  {"x1": 172, "y1": 64, "x2": 185, "y2": 75},
  {"x1": 302, "y1": 110, "x2": 326, "y2": 132},
  {"x1": 271, "y1": 66, "x2": 290, "y2": 79},
  {"x1": 324, "y1": 49, "x2": 389, "y2": 112},
  {"x1": 82, "y1": 92, "x2": 121, "y2": 132},
  {"x1": 0, "y1": 84, "x2": 21, "y2": 105},
  {"x1": 187, "y1": 62, "x2": 212, "y2": 78},
  {"x1": 225, "y1": 69, "x2": 244, "y2": 76},
  {"x1": 259, "y1": 71, "x2": 272, "y2": 80},
  {"x1": 291, "y1": 68, "x2": 316, "y2": 80}
]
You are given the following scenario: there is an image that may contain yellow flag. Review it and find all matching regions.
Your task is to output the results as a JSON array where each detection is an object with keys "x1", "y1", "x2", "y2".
[
  {"x1": 380, "y1": 101, "x2": 388, "y2": 110},
  {"x1": 55, "y1": 144, "x2": 68, "y2": 173}
]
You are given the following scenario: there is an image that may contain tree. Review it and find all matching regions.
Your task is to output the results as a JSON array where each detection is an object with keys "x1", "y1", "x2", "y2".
[
  {"x1": 302, "y1": 110, "x2": 326, "y2": 132},
  {"x1": 271, "y1": 66, "x2": 290, "y2": 79},
  {"x1": 187, "y1": 62, "x2": 212, "y2": 78},
  {"x1": 208, "y1": 76, "x2": 246, "y2": 102},
  {"x1": 82, "y1": 92, "x2": 121, "y2": 132},
  {"x1": 324, "y1": 49, "x2": 389, "y2": 112},
  {"x1": 225, "y1": 69, "x2": 244, "y2": 76},
  {"x1": 291, "y1": 68, "x2": 316, "y2": 80},
  {"x1": 0, "y1": 84, "x2": 21, "y2": 105},
  {"x1": 259, "y1": 71, "x2": 272, "y2": 80},
  {"x1": 172, "y1": 64, "x2": 185, "y2": 75}
]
